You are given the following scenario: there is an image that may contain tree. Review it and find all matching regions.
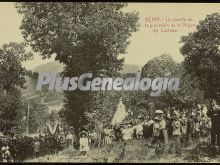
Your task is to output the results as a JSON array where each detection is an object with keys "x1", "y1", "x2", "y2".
[
  {"x1": 180, "y1": 13, "x2": 220, "y2": 101},
  {"x1": 128, "y1": 53, "x2": 205, "y2": 114},
  {"x1": 0, "y1": 42, "x2": 33, "y2": 134},
  {"x1": 84, "y1": 90, "x2": 121, "y2": 128},
  {"x1": 142, "y1": 53, "x2": 179, "y2": 78},
  {"x1": 141, "y1": 53, "x2": 181, "y2": 110},
  {"x1": 16, "y1": 2, "x2": 139, "y2": 134}
]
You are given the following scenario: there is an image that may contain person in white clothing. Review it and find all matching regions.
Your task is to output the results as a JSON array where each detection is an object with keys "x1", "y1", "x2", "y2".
[
  {"x1": 135, "y1": 122, "x2": 143, "y2": 139},
  {"x1": 79, "y1": 131, "x2": 89, "y2": 156},
  {"x1": 122, "y1": 125, "x2": 133, "y2": 140}
]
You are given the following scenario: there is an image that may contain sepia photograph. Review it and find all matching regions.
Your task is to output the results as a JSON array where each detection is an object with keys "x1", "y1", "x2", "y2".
[{"x1": 0, "y1": 2, "x2": 220, "y2": 163}]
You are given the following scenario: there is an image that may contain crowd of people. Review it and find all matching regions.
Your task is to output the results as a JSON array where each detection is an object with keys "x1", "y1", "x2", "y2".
[
  {"x1": 0, "y1": 99, "x2": 219, "y2": 162},
  {"x1": 78, "y1": 99, "x2": 220, "y2": 156},
  {"x1": 0, "y1": 130, "x2": 75, "y2": 162}
]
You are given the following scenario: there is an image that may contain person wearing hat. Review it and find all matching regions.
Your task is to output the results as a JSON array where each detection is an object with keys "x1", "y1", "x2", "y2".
[
  {"x1": 151, "y1": 110, "x2": 168, "y2": 154},
  {"x1": 79, "y1": 131, "x2": 89, "y2": 156}
]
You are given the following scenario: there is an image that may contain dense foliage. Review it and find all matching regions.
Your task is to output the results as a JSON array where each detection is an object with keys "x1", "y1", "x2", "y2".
[
  {"x1": 180, "y1": 13, "x2": 220, "y2": 101},
  {"x1": 0, "y1": 42, "x2": 33, "y2": 134},
  {"x1": 16, "y1": 2, "x2": 139, "y2": 134}
]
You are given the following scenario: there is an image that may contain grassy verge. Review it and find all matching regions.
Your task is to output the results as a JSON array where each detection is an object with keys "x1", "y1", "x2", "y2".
[{"x1": 25, "y1": 137, "x2": 218, "y2": 163}]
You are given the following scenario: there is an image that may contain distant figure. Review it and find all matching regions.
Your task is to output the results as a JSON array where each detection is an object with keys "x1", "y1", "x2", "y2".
[
  {"x1": 186, "y1": 113, "x2": 195, "y2": 145},
  {"x1": 201, "y1": 104, "x2": 208, "y2": 117},
  {"x1": 122, "y1": 125, "x2": 133, "y2": 140},
  {"x1": 180, "y1": 114, "x2": 187, "y2": 146},
  {"x1": 103, "y1": 126, "x2": 111, "y2": 145},
  {"x1": 59, "y1": 132, "x2": 66, "y2": 150},
  {"x1": 114, "y1": 124, "x2": 123, "y2": 142},
  {"x1": 170, "y1": 112, "x2": 182, "y2": 156},
  {"x1": 79, "y1": 131, "x2": 89, "y2": 156},
  {"x1": 66, "y1": 131, "x2": 74, "y2": 148},
  {"x1": 89, "y1": 129, "x2": 98, "y2": 149},
  {"x1": 109, "y1": 133, "x2": 115, "y2": 144},
  {"x1": 135, "y1": 121, "x2": 143, "y2": 139},
  {"x1": 195, "y1": 111, "x2": 202, "y2": 140},
  {"x1": 207, "y1": 99, "x2": 220, "y2": 149},
  {"x1": 167, "y1": 107, "x2": 177, "y2": 139},
  {"x1": 1, "y1": 146, "x2": 13, "y2": 162},
  {"x1": 127, "y1": 109, "x2": 133, "y2": 117},
  {"x1": 152, "y1": 118, "x2": 162, "y2": 155},
  {"x1": 33, "y1": 138, "x2": 40, "y2": 158},
  {"x1": 152, "y1": 110, "x2": 167, "y2": 155},
  {"x1": 200, "y1": 114, "x2": 211, "y2": 138}
]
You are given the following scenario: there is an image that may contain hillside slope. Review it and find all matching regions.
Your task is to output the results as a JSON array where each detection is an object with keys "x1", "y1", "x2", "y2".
[
  {"x1": 24, "y1": 138, "x2": 215, "y2": 163},
  {"x1": 22, "y1": 62, "x2": 141, "y2": 95}
]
